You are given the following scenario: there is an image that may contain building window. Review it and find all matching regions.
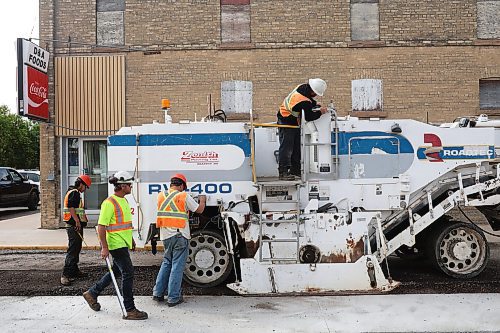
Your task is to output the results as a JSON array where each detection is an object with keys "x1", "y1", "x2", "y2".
[
  {"x1": 351, "y1": 0, "x2": 379, "y2": 41},
  {"x1": 480, "y1": 79, "x2": 500, "y2": 110},
  {"x1": 221, "y1": 0, "x2": 251, "y2": 44},
  {"x1": 96, "y1": 0, "x2": 125, "y2": 46},
  {"x1": 477, "y1": 0, "x2": 500, "y2": 39}
]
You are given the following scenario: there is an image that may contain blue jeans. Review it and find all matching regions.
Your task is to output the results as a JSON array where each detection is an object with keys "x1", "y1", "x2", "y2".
[
  {"x1": 153, "y1": 234, "x2": 189, "y2": 303},
  {"x1": 88, "y1": 247, "x2": 136, "y2": 311}
]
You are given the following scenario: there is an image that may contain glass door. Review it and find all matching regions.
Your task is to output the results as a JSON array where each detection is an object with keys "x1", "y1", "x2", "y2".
[
  {"x1": 82, "y1": 140, "x2": 108, "y2": 211},
  {"x1": 64, "y1": 138, "x2": 108, "y2": 224}
]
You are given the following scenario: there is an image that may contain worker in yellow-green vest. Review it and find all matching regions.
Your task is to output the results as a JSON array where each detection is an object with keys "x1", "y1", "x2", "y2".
[
  {"x1": 152, "y1": 173, "x2": 206, "y2": 307},
  {"x1": 61, "y1": 174, "x2": 91, "y2": 286},
  {"x1": 83, "y1": 171, "x2": 148, "y2": 320}
]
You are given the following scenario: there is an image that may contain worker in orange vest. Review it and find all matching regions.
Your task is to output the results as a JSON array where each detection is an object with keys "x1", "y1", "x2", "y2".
[
  {"x1": 61, "y1": 174, "x2": 91, "y2": 286},
  {"x1": 152, "y1": 173, "x2": 206, "y2": 307},
  {"x1": 277, "y1": 78, "x2": 328, "y2": 180}
]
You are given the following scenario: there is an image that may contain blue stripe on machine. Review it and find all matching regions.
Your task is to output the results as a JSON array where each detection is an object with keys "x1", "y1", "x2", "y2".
[
  {"x1": 333, "y1": 131, "x2": 414, "y2": 155},
  {"x1": 108, "y1": 133, "x2": 251, "y2": 156}
]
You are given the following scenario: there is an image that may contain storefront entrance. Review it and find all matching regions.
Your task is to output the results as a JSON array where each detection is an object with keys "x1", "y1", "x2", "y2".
[{"x1": 61, "y1": 137, "x2": 108, "y2": 225}]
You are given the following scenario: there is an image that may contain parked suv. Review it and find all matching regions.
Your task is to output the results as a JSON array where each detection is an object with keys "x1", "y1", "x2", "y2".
[{"x1": 0, "y1": 167, "x2": 39, "y2": 210}]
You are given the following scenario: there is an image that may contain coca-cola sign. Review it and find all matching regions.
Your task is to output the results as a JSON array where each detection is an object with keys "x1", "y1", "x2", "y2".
[{"x1": 23, "y1": 66, "x2": 49, "y2": 120}]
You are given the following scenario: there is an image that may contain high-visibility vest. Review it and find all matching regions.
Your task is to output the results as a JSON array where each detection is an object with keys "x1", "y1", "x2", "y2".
[
  {"x1": 279, "y1": 85, "x2": 312, "y2": 121},
  {"x1": 104, "y1": 196, "x2": 133, "y2": 233},
  {"x1": 156, "y1": 190, "x2": 189, "y2": 228},
  {"x1": 63, "y1": 188, "x2": 88, "y2": 223}
]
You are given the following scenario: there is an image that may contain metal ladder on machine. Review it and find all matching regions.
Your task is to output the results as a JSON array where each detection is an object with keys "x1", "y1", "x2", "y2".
[
  {"x1": 257, "y1": 181, "x2": 302, "y2": 263},
  {"x1": 301, "y1": 105, "x2": 340, "y2": 183}
]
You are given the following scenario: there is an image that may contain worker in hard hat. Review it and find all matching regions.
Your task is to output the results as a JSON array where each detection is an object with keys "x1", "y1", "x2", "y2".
[
  {"x1": 83, "y1": 171, "x2": 148, "y2": 320},
  {"x1": 152, "y1": 173, "x2": 206, "y2": 307},
  {"x1": 61, "y1": 174, "x2": 91, "y2": 286},
  {"x1": 277, "y1": 78, "x2": 328, "y2": 180}
]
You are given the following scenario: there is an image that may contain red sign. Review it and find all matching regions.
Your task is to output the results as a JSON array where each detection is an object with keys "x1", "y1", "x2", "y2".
[
  {"x1": 24, "y1": 66, "x2": 49, "y2": 120},
  {"x1": 17, "y1": 38, "x2": 50, "y2": 121}
]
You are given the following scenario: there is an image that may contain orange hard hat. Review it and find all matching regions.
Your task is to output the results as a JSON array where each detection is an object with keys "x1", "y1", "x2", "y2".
[
  {"x1": 171, "y1": 173, "x2": 187, "y2": 187},
  {"x1": 78, "y1": 174, "x2": 92, "y2": 187}
]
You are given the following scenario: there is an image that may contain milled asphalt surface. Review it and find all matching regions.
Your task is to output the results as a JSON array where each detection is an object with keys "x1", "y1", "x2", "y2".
[{"x1": 1, "y1": 208, "x2": 500, "y2": 332}]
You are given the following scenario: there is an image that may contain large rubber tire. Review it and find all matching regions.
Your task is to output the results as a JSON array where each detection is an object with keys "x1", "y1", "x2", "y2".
[
  {"x1": 27, "y1": 192, "x2": 39, "y2": 211},
  {"x1": 426, "y1": 221, "x2": 489, "y2": 279},
  {"x1": 183, "y1": 230, "x2": 233, "y2": 288}
]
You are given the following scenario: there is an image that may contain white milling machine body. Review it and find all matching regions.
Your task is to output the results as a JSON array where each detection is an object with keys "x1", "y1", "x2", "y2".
[{"x1": 107, "y1": 111, "x2": 500, "y2": 294}]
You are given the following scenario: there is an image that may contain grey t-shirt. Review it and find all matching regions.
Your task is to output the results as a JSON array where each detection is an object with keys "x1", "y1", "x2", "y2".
[{"x1": 159, "y1": 193, "x2": 199, "y2": 240}]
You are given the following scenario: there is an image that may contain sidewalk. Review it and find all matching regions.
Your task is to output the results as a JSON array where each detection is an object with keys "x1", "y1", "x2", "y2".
[
  {"x1": 0, "y1": 210, "x2": 101, "y2": 250},
  {"x1": 1, "y1": 294, "x2": 499, "y2": 332}
]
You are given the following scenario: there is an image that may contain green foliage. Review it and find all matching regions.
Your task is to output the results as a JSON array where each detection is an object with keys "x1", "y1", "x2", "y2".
[{"x1": 0, "y1": 105, "x2": 40, "y2": 169}]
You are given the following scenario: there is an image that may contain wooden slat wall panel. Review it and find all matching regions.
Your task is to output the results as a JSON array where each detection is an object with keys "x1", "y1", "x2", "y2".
[{"x1": 54, "y1": 55, "x2": 125, "y2": 136}]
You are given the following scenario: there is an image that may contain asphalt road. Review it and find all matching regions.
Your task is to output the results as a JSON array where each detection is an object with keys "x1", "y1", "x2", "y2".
[{"x1": 1, "y1": 209, "x2": 500, "y2": 297}]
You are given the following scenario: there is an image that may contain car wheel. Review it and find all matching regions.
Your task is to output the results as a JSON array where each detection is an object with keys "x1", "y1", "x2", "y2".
[{"x1": 27, "y1": 192, "x2": 39, "y2": 211}]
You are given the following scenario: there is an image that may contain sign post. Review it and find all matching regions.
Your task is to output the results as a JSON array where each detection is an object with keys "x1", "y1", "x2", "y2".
[{"x1": 17, "y1": 38, "x2": 50, "y2": 121}]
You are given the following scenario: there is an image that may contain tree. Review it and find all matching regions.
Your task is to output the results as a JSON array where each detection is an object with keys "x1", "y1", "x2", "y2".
[{"x1": 0, "y1": 105, "x2": 40, "y2": 169}]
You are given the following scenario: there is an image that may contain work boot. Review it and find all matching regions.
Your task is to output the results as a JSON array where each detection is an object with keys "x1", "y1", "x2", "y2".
[
  {"x1": 123, "y1": 308, "x2": 148, "y2": 320},
  {"x1": 289, "y1": 168, "x2": 301, "y2": 179},
  {"x1": 60, "y1": 275, "x2": 75, "y2": 286},
  {"x1": 167, "y1": 297, "x2": 184, "y2": 307},
  {"x1": 279, "y1": 171, "x2": 295, "y2": 181},
  {"x1": 83, "y1": 291, "x2": 101, "y2": 311},
  {"x1": 152, "y1": 295, "x2": 164, "y2": 303},
  {"x1": 75, "y1": 270, "x2": 88, "y2": 278}
]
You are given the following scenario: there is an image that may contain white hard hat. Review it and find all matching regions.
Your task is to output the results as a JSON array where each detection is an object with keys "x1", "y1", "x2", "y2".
[
  {"x1": 113, "y1": 171, "x2": 134, "y2": 184},
  {"x1": 308, "y1": 78, "x2": 327, "y2": 97}
]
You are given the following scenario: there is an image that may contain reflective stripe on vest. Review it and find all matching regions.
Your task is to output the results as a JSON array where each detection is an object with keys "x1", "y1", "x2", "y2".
[
  {"x1": 63, "y1": 188, "x2": 88, "y2": 222},
  {"x1": 279, "y1": 85, "x2": 312, "y2": 120},
  {"x1": 105, "y1": 196, "x2": 133, "y2": 233},
  {"x1": 156, "y1": 190, "x2": 188, "y2": 228}
]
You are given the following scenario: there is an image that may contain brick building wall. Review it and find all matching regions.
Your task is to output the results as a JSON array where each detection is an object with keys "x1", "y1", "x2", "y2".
[
  {"x1": 126, "y1": 1, "x2": 220, "y2": 47},
  {"x1": 126, "y1": 46, "x2": 500, "y2": 125},
  {"x1": 251, "y1": 0, "x2": 350, "y2": 44},
  {"x1": 39, "y1": 0, "x2": 59, "y2": 228},
  {"x1": 380, "y1": 0, "x2": 477, "y2": 43},
  {"x1": 38, "y1": 0, "x2": 500, "y2": 228}
]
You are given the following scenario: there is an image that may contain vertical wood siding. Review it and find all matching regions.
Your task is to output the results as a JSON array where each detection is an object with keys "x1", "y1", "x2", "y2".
[{"x1": 55, "y1": 55, "x2": 125, "y2": 136}]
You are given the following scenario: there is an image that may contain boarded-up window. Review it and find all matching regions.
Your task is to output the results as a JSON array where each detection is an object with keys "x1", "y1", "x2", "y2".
[
  {"x1": 352, "y1": 79, "x2": 383, "y2": 111},
  {"x1": 480, "y1": 79, "x2": 500, "y2": 109},
  {"x1": 221, "y1": 0, "x2": 251, "y2": 44},
  {"x1": 221, "y1": 80, "x2": 253, "y2": 114},
  {"x1": 477, "y1": 0, "x2": 500, "y2": 39},
  {"x1": 351, "y1": 0, "x2": 379, "y2": 41},
  {"x1": 97, "y1": 0, "x2": 125, "y2": 46}
]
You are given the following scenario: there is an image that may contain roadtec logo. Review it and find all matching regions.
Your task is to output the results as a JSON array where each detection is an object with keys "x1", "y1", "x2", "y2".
[
  {"x1": 181, "y1": 151, "x2": 220, "y2": 165},
  {"x1": 417, "y1": 133, "x2": 495, "y2": 162}
]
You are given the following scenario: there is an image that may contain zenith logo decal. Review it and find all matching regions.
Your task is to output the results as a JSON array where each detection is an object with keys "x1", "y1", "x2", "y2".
[
  {"x1": 181, "y1": 151, "x2": 220, "y2": 165},
  {"x1": 417, "y1": 133, "x2": 495, "y2": 162}
]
